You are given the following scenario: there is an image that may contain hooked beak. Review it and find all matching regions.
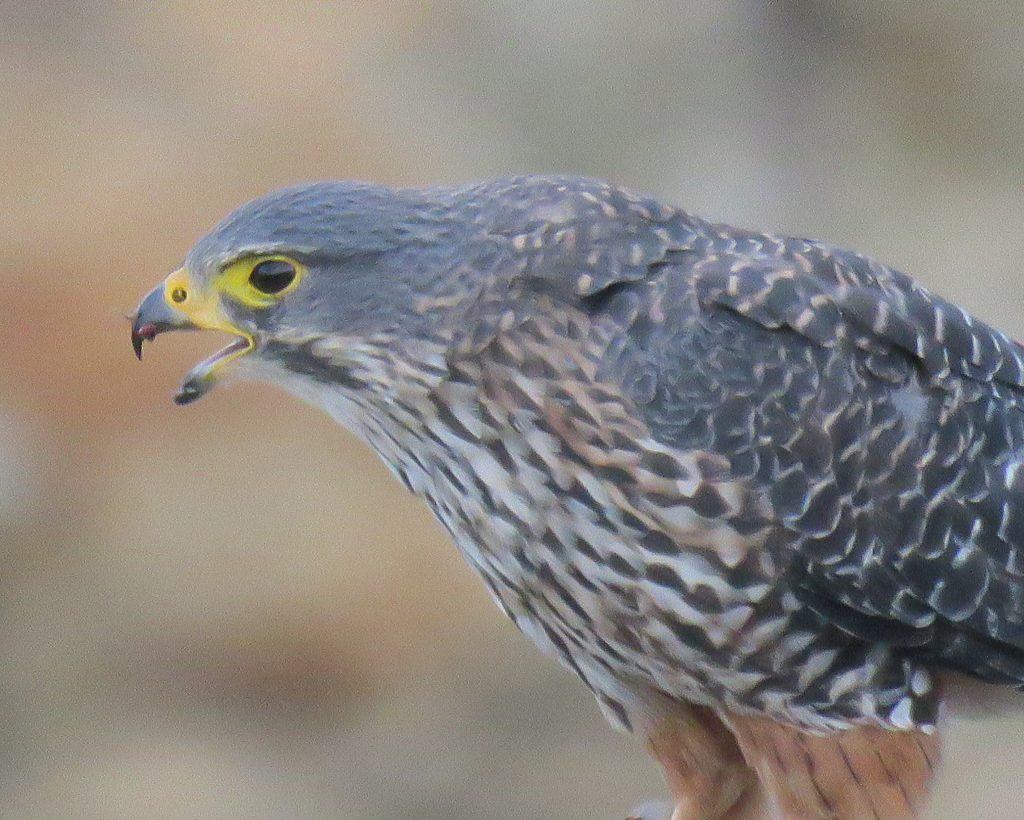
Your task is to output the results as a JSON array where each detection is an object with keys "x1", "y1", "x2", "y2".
[
  {"x1": 130, "y1": 283, "x2": 192, "y2": 359},
  {"x1": 131, "y1": 268, "x2": 255, "y2": 405}
]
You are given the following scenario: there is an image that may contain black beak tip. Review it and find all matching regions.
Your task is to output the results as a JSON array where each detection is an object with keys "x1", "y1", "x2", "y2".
[{"x1": 131, "y1": 322, "x2": 157, "y2": 360}]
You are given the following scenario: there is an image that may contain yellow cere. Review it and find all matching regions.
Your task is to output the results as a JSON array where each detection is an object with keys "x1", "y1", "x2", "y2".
[
  {"x1": 160, "y1": 266, "x2": 245, "y2": 338},
  {"x1": 216, "y1": 254, "x2": 306, "y2": 308}
]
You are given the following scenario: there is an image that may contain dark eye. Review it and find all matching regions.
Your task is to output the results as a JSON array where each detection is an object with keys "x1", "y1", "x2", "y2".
[{"x1": 249, "y1": 259, "x2": 296, "y2": 294}]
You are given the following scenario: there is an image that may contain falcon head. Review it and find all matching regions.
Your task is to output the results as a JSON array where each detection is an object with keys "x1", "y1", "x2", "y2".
[{"x1": 130, "y1": 181, "x2": 470, "y2": 404}]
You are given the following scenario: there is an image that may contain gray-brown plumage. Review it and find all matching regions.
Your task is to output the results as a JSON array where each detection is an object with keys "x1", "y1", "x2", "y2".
[{"x1": 132, "y1": 175, "x2": 1024, "y2": 817}]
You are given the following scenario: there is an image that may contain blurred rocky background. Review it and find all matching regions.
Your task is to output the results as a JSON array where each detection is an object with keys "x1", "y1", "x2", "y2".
[{"x1": 2, "y1": 2, "x2": 1024, "y2": 817}]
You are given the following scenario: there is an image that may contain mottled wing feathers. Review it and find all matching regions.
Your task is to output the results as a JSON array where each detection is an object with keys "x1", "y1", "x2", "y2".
[
  {"x1": 641, "y1": 231, "x2": 1024, "y2": 688},
  {"x1": 692, "y1": 237, "x2": 1024, "y2": 392},
  {"x1": 458, "y1": 181, "x2": 1024, "y2": 729}
]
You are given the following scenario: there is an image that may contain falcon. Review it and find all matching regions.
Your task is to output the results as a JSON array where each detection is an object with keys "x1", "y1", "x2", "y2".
[{"x1": 131, "y1": 176, "x2": 1024, "y2": 818}]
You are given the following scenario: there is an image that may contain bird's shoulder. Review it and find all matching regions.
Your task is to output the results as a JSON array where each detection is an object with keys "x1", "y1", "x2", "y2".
[
  {"x1": 681, "y1": 231, "x2": 1024, "y2": 394},
  {"x1": 470, "y1": 180, "x2": 1024, "y2": 396}
]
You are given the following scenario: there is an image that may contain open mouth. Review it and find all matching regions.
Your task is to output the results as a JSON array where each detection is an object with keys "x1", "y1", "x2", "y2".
[
  {"x1": 174, "y1": 335, "x2": 255, "y2": 405},
  {"x1": 131, "y1": 276, "x2": 257, "y2": 405}
]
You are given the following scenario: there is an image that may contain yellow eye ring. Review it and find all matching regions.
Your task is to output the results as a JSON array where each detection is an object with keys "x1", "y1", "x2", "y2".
[{"x1": 216, "y1": 254, "x2": 306, "y2": 308}]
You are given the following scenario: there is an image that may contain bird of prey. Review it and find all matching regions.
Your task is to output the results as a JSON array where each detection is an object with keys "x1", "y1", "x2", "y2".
[{"x1": 132, "y1": 176, "x2": 1024, "y2": 818}]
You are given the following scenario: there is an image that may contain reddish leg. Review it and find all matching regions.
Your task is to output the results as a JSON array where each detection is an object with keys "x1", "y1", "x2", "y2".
[
  {"x1": 725, "y1": 714, "x2": 940, "y2": 819},
  {"x1": 644, "y1": 706, "x2": 758, "y2": 820}
]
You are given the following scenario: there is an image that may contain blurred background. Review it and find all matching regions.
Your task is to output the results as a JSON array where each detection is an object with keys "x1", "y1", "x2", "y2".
[{"x1": 2, "y1": 2, "x2": 1024, "y2": 817}]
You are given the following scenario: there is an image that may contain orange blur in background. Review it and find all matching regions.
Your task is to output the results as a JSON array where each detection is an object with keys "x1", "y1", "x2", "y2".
[{"x1": 3, "y1": 3, "x2": 1024, "y2": 817}]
